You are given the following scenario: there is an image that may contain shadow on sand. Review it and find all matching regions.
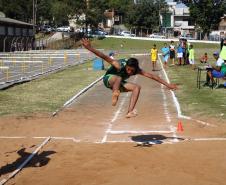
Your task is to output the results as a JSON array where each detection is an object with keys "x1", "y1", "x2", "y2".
[
  {"x1": 131, "y1": 134, "x2": 184, "y2": 147},
  {"x1": 0, "y1": 148, "x2": 56, "y2": 176}
]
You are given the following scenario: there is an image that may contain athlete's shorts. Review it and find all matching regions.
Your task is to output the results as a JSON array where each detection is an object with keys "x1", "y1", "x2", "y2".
[
  {"x1": 177, "y1": 53, "x2": 183, "y2": 58},
  {"x1": 170, "y1": 51, "x2": 175, "y2": 59},
  {"x1": 212, "y1": 70, "x2": 225, "y2": 78},
  {"x1": 163, "y1": 55, "x2": 169, "y2": 62},
  {"x1": 189, "y1": 59, "x2": 195, "y2": 65},
  {"x1": 103, "y1": 74, "x2": 127, "y2": 91}
]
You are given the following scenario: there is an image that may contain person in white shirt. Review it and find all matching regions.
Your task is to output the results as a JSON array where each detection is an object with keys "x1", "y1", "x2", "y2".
[{"x1": 205, "y1": 51, "x2": 224, "y2": 86}]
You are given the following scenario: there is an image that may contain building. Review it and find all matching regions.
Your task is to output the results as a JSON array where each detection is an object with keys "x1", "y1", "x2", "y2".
[
  {"x1": 209, "y1": 14, "x2": 226, "y2": 40},
  {"x1": 161, "y1": 0, "x2": 195, "y2": 37},
  {"x1": 0, "y1": 12, "x2": 35, "y2": 52},
  {"x1": 219, "y1": 14, "x2": 226, "y2": 31}
]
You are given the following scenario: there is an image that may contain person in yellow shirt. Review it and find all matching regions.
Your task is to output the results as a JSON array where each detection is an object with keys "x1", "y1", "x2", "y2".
[{"x1": 150, "y1": 44, "x2": 158, "y2": 71}]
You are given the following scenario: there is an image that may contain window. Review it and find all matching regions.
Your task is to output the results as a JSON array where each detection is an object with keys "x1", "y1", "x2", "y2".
[
  {"x1": 16, "y1": 27, "x2": 21, "y2": 36},
  {"x1": 8, "y1": 27, "x2": 14, "y2": 35},
  {"x1": 28, "y1": 29, "x2": 34, "y2": 36},
  {"x1": 0, "y1": 26, "x2": 5, "y2": 35},
  {"x1": 22, "y1": 28, "x2": 28, "y2": 36}
]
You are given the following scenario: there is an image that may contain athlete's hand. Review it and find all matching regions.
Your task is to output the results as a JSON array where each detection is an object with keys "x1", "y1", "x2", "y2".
[{"x1": 81, "y1": 38, "x2": 91, "y2": 49}]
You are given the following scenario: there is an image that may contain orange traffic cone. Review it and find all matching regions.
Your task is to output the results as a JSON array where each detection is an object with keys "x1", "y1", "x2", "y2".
[{"x1": 177, "y1": 121, "x2": 184, "y2": 132}]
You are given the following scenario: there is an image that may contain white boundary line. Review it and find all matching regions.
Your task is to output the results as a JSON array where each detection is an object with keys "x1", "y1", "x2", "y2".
[
  {"x1": 158, "y1": 54, "x2": 214, "y2": 127},
  {"x1": 106, "y1": 35, "x2": 219, "y2": 44},
  {"x1": 158, "y1": 60, "x2": 179, "y2": 141},
  {"x1": 101, "y1": 93, "x2": 129, "y2": 143},
  {"x1": 52, "y1": 75, "x2": 104, "y2": 116},
  {"x1": 101, "y1": 75, "x2": 139, "y2": 143},
  {"x1": 0, "y1": 137, "x2": 51, "y2": 185},
  {"x1": 108, "y1": 130, "x2": 174, "y2": 134},
  {"x1": 130, "y1": 53, "x2": 149, "y2": 56},
  {"x1": 1, "y1": 136, "x2": 226, "y2": 143}
]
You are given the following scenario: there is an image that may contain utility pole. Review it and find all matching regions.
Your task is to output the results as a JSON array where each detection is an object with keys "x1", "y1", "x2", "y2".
[
  {"x1": 85, "y1": 0, "x2": 89, "y2": 33},
  {"x1": 86, "y1": 0, "x2": 89, "y2": 8},
  {"x1": 33, "y1": 0, "x2": 37, "y2": 34}
]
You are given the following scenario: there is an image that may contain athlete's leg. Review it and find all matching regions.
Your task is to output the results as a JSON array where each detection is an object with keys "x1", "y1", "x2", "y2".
[
  {"x1": 108, "y1": 76, "x2": 122, "y2": 106},
  {"x1": 152, "y1": 61, "x2": 155, "y2": 71},
  {"x1": 123, "y1": 82, "x2": 141, "y2": 118}
]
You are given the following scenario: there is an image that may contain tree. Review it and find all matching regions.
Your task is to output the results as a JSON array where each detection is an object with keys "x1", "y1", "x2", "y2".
[
  {"x1": 189, "y1": 0, "x2": 225, "y2": 38},
  {"x1": 36, "y1": 0, "x2": 54, "y2": 25},
  {"x1": 65, "y1": 0, "x2": 86, "y2": 25},
  {"x1": 82, "y1": 0, "x2": 111, "y2": 30},
  {"x1": 0, "y1": 0, "x2": 33, "y2": 23},
  {"x1": 125, "y1": 0, "x2": 167, "y2": 33}
]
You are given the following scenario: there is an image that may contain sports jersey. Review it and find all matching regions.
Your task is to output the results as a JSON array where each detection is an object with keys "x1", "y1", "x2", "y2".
[
  {"x1": 105, "y1": 59, "x2": 130, "y2": 80},
  {"x1": 151, "y1": 48, "x2": 158, "y2": 61}
]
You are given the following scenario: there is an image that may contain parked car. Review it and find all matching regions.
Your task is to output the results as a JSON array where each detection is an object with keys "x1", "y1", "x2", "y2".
[
  {"x1": 39, "y1": 25, "x2": 53, "y2": 33},
  {"x1": 56, "y1": 26, "x2": 72, "y2": 32},
  {"x1": 86, "y1": 30, "x2": 106, "y2": 39},
  {"x1": 148, "y1": 33, "x2": 166, "y2": 39},
  {"x1": 179, "y1": 36, "x2": 196, "y2": 40},
  {"x1": 120, "y1": 31, "x2": 135, "y2": 37}
]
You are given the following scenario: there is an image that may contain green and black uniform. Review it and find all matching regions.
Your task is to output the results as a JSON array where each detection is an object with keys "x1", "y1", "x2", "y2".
[{"x1": 103, "y1": 59, "x2": 132, "y2": 91}]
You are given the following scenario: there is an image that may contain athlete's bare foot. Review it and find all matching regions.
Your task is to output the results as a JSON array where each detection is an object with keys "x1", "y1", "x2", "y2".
[
  {"x1": 112, "y1": 90, "x2": 120, "y2": 106},
  {"x1": 126, "y1": 110, "x2": 138, "y2": 118}
]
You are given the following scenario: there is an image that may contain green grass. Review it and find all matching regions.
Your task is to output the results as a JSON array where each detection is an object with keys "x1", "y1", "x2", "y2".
[
  {"x1": 94, "y1": 38, "x2": 226, "y2": 121},
  {"x1": 0, "y1": 62, "x2": 104, "y2": 116},
  {"x1": 1, "y1": 37, "x2": 225, "y2": 121},
  {"x1": 93, "y1": 37, "x2": 166, "y2": 52}
]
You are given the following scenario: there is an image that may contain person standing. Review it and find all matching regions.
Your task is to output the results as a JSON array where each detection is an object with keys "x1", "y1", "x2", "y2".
[
  {"x1": 220, "y1": 38, "x2": 226, "y2": 61},
  {"x1": 177, "y1": 44, "x2": 183, "y2": 65},
  {"x1": 150, "y1": 44, "x2": 158, "y2": 71},
  {"x1": 161, "y1": 43, "x2": 170, "y2": 68},
  {"x1": 169, "y1": 41, "x2": 176, "y2": 65},
  {"x1": 188, "y1": 44, "x2": 195, "y2": 69},
  {"x1": 181, "y1": 38, "x2": 188, "y2": 65}
]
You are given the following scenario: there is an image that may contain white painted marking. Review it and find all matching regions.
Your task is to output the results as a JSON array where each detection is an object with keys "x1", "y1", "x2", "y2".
[
  {"x1": 101, "y1": 93, "x2": 129, "y2": 143},
  {"x1": 158, "y1": 54, "x2": 214, "y2": 127},
  {"x1": 0, "y1": 136, "x2": 226, "y2": 143},
  {"x1": 2, "y1": 60, "x2": 43, "y2": 63},
  {"x1": 101, "y1": 75, "x2": 138, "y2": 143},
  {"x1": 108, "y1": 130, "x2": 173, "y2": 134},
  {"x1": 0, "y1": 136, "x2": 26, "y2": 139},
  {"x1": 160, "y1": 84, "x2": 171, "y2": 123},
  {"x1": 130, "y1": 53, "x2": 149, "y2": 56},
  {"x1": 0, "y1": 56, "x2": 65, "y2": 59},
  {"x1": 191, "y1": 138, "x2": 226, "y2": 141},
  {"x1": 105, "y1": 35, "x2": 219, "y2": 44},
  {"x1": 0, "y1": 53, "x2": 80, "y2": 56}
]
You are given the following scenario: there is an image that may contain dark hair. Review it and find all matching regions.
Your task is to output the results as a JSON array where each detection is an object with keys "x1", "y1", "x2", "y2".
[{"x1": 126, "y1": 58, "x2": 141, "y2": 74}]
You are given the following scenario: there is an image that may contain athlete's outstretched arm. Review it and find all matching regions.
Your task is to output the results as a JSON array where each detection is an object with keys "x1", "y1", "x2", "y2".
[
  {"x1": 81, "y1": 38, "x2": 120, "y2": 69},
  {"x1": 138, "y1": 70, "x2": 177, "y2": 90}
]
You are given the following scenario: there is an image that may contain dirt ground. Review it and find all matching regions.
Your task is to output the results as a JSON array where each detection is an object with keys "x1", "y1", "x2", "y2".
[{"x1": 0, "y1": 56, "x2": 226, "y2": 185}]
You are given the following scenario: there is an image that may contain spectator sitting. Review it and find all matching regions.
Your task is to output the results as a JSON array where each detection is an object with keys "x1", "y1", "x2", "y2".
[
  {"x1": 200, "y1": 53, "x2": 208, "y2": 63},
  {"x1": 205, "y1": 51, "x2": 226, "y2": 87}
]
